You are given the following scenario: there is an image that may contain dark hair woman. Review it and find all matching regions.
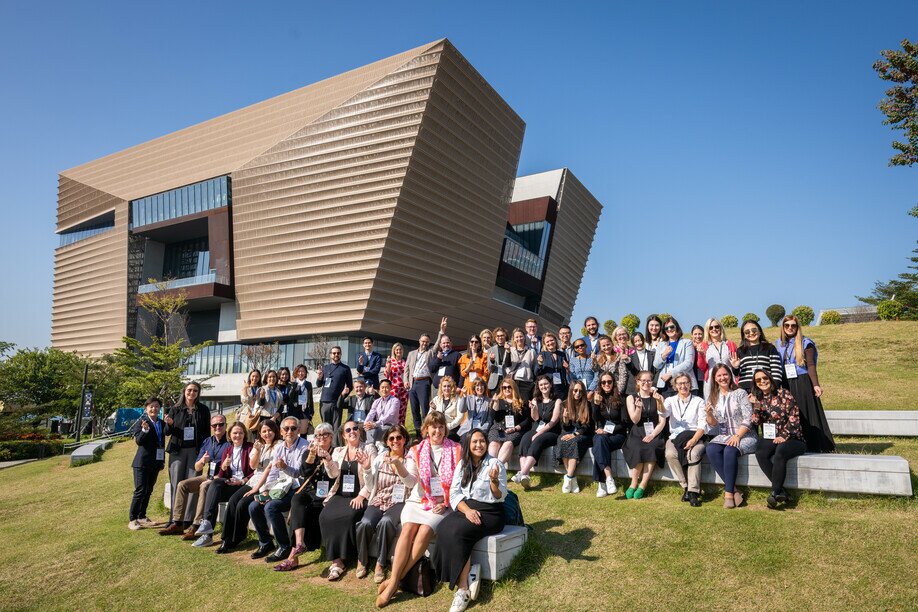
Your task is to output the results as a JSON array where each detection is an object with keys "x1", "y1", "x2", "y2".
[
  {"x1": 705, "y1": 364, "x2": 758, "y2": 509},
  {"x1": 730, "y1": 320, "x2": 782, "y2": 393},
  {"x1": 291, "y1": 364, "x2": 315, "y2": 434},
  {"x1": 162, "y1": 382, "x2": 211, "y2": 526},
  {"x1": 558, "y1": 378, "x2": 594, "y2": 494},
  {"x1": 591, "y1": 374, "x2": 627, "y2": 498},
  {"x1": 622, "y1": 371, "x2": 666, "y2": 499},
  {"x1": 459, "y1": 334, "x2": 490, "y2": 396},
  {"x1": 513, "y1": 375, "x2": 562, "y2": 489},
  {"x1": 128, "y1": 397, "x2": 165, "y2": 530},
  {"x1": 645, "y1": 315, "x2": 665, "y2": 352},
  {"x1": 653, "y1": 317, "x2": 697, "y2": 398}
]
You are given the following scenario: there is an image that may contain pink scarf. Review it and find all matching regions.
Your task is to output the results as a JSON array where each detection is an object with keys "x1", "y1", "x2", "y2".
[{"x1": 414, "y1": 438, "x2": 461, "y2": 511}]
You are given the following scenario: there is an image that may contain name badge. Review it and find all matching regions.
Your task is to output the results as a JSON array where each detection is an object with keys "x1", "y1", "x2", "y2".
[
  {"x1": 354, "y1": 410, "x2": 366, "y2": 422},
  {"x1": 438, "y1": 367, "x2": 446, "y2": 377},
  {"x1": 784, "y1": 364, "x2": 798, "y2": 379},
  {"x1": 469, "y1": 372, "x2": 477, "y2": 381},
  {"x1": 472, "y1": 420, "x2": 481, "y2": 430},
  {"x1": 298, "y1": 393, "x2": 306, "y2": 405},
  {"x1": 343, "y1": 474, "x2": 356, "y2": 493},
  {"x1": 155, "y1": 449, "x2": 165, "y2": 461},
  {"x1": 643, "y1": 422, "x2": 654, "y2": 437},
  {"x1": 504, "y1": 415, "x2": 515, "y2": 429},
  {"x1": 429, "y1": 476, "x2": 444, "y2": 497},
  {"x1": 209, "y1": 461, "x2": 216, "y2": 477},
  {"x1": 183, "y1": 426, "x2": 194, "y2": 441},
  {"x1": 323, "y1": 378, "x2": 333, "y2": 388},
  {"x1": 537, "y1": 420, "x2": 547, "y2": 432},
  {"x1": 763, "y1": 423, "x2": 777, "y2": 439},
  {"x1": 391, "y1": 482, "x2": 406, "y2": 503},
  {"x1": 316, "y1": 481, "x2": 329, "y2": 498},
  {"x1": 552, "y1": 373, "x2": 562, "y2": 386},
  {"x1": 604, "y1": 422, "x2": 617, "y2": 434},
  {"x1": 579, "y1": 378, "x2": 587, "y2": 386},
  {"x1": 494, "y1": 365, "x2": 503, "y2": 376}
]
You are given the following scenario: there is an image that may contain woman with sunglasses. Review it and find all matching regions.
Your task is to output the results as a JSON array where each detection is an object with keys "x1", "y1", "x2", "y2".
[
  {"x1": 567, "y1": 339, "x2": 597, "y2": 399},
  {"x1": 730, "y1": 320, "x2": 782, "y2": 393},
  {"x1": 702, "y1": 318, "x2": 736, "y2": 399},
  {"x1": 457, "y1": 378, "x2": 493, "y2": 442},
  {"x1": 659, "y1": 373, "x2": 707, "y2": 507},
  {"x1": 774, "y1": 316, "x2": 835, "y2": 453},
  {"x1": 377, "y1": 412, "x2": 461, "y2": 608},
  {"x1": 432, "y1": 428, "x2": 507, "y2": 612},
  {"x1": 318, "y1": 420, "x2": 377, "y2": 581},
  {"x1": 558, "y1": 378, "x2": 595, "y2": 494},
  {"x1": 507, "y1": 327, "x2": 538, "y2": 402},
  {"x1": 622, "y1": 372, "x2": 666, "y2": 499},
  {"x1": 534, "y1": 331, "x2": 569, "y2": 399},
  {"x1": 218, "y1": 419, "x2": 281, "y2": 553},
  {"x1": 273, "y1": 422, "x2": 336, "y2": 570},
  {"x1": 748, "y1": 369, "x2": 807, "y2": 508},
  {"x1": 513, "y1": 375, "x2": 562, "y2": 489},
  {"x1": 486, "y1": 378, "x2": 531, "y2": 466},
  {"x1": 431, "y1": 376, "x2": 463, "y2": 442},
  {"x1": 653, "y1": 317, "x2": 697, "y2": 398},
  {"x1": 459, "y1": 335, "x2": 490, "y2": 396},
  {"x1": 355, "y1": 424, "x2": 411, "y2": 582},
  {"x1": 705, "y1": 364, "x2": 758, "y2": 509},
  {"x1": 591, "y1": 374, "x2": 627, "y2": 498}
]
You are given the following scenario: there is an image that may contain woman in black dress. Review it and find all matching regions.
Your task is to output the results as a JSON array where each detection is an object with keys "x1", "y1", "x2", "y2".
[
  {"x1": 622, "y1": 371, "x2": 665, "y2": 499},
  {"x1": 513, "y1": 375, "x2": 562, "y2": 489},
  {"x1": 591, "y1": 373, "x2": 628, "y2": 498},
  {"x1": 486, "y1": 378, "x2": 531, "y2": 466},
  {"x1": 318, "y1": 419, "x2": 376, "y2": 580},
  {"x1": 558, "y1": 379, "x2": 594, "y2": 494},
  {"x1": 433, "y1": 429, "x2": 507, "y2": 611}
]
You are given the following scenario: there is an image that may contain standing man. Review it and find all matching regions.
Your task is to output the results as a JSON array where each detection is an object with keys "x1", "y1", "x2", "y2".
[
  {"x1": 525, "y1": 318, "x2": 542, "y2": 352},
  {"x1": 356, "y1": 336, "x2": 383, "y2": 390},
  {"x1": 316, "y1": 346, "x2": 353, "y2": 444},
  {"x1": 406, "y1": 332, "x2": 435, "y2": 440},
  {"x1": 558, "y1": 325, "x2": 575, "y2": 363},
  {"x1": 582, "y1": 316, "x2": 601, "y2": 356},
  {"x1": 428, "y1": 332, "x2": 462, "y2": 389}
]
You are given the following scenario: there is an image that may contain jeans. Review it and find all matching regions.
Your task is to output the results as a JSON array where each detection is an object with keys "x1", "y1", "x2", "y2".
[
  {"x1": 249, "y1": 489, "x2": 294, "y2": 548},
  {"x1": 754, "y1": 438, "x2": 806, "y2": 493},
  {"x1": 408, "y1": 380, "x2": 431, "y2": 435},
  {"x1": 706, "y1": 443, "x2": 741, "y2": 493}
]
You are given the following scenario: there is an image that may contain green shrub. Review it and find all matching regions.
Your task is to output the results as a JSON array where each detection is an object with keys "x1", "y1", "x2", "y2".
[
  {"x1": 765, "y1": 304, "x2": 786, "y2": 327},
  {"x1": 743, "y1": 312, "x2": 760, "y2": 323},
  {"x1": 791, "y1": 305, "x2": 815, "y2": 326},
  {"x1": 877, "y1": 300, "x2": 903, "y2": 321},
  {"x1": 658, "y1": 313, "x2": 672, "y2": 323},
  {"x1": 721, "y1": 315, "x2": 739, "y2": 328},
  {"x1": 602, "y1": 320, "x2": 617, "y2": 335},
  {"x1": 621, "y1": 314, "x2": 641, "y2": 335},
  {"x1": 0, "y1": 440, "x2": 65, "y2": 460},
  {"x1": 820, "y1": 310, "x2": 842, "y2": 325},
  {"x1": 580, "y1": 327, "x2": 588, "y2": 336}
]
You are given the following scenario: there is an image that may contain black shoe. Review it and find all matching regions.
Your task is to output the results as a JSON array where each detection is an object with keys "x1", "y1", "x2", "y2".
[
  {"x1": 775, "y1": 489, "x2": 789, "y2": 503},
  {"x1": 266, "y1": 546, "x2": 291, "y2": 563},
  {"x1": 766, "y1": 493, "x2": 779, "y2": 509},
  {"x1": 681, "y1": 488, "x2": 690, "y2": 502},
  {"x1": 250, "y1": 542, "x2": 274, "y2": 559},
  {"x1": 688, "y1": 491, "x2": 701, "y2": 507},
  {"x1": 216, "y1": 541, "x2": 235, "y2": 554}
]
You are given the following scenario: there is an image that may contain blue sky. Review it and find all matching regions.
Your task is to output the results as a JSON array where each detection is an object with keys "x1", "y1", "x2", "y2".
[{"x1": 0, "y1": 1, "x2": 915, "y2": 347}]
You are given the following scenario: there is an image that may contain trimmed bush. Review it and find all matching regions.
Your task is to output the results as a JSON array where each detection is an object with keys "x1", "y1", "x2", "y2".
[
  {"x1": 602, "y1": 320, "x2": 617, "y2": 335},
  {"x1": 580, "y1": 327, "x2": 588, "y2": 336},
  {"x1": 766, "y1": 304, "x2": 786, "y2": 327},
  {"x1": 621, "y1": 314, "x2": 641, "y2": 335},
  {"x1": 791, "y1": 305, "x2": 815, "y2": 326},
  {"x1": 721, "y1": 315, "x2": 739, "y2": 328},
  {"x1": 0, "y1": 440, "x2": 65, "y2": 460},
  {"x1": 743, "y1": 313, "x2": 760, "y2": 323},
  {"x1": 820, "y1": 310, "x2": 842, "y2": 325},
  {"x1": 658, "y1": 313, "x2": 672, "y2": 323},
  {"x1": 877, "y1": 300, "x2": 903, "y2": 321}
]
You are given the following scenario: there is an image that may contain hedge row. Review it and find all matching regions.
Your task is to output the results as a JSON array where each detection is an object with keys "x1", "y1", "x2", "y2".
[{"x1": 0, "y1": 440, "x2": 65, "y2": 461}]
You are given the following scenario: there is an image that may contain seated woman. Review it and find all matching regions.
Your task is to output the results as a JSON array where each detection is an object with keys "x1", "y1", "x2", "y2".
[
  {"x1": 192, "y1": 421, "x2": 254, "y2": 547},
  {"x1": 457, "y1": 378, "x2": 493, "y2": 443},
  {"x1": 659, "y1": 374, "x2": 706, "y2": 507},
  {"x1": 356, "y1": 424, "x2": 411, "y2": 583},
  {"x1": 217, "y1": 419, "x2": 280, "y2": 553},
  {"x1": 486, "y1": 378, "x2": 531, "y2": 467},
  {"x1": 318, "y1": 420, "x2": 377, "y2": 580},
  {"x1": 622, "y1": 371, "x2": 666, "y2": 499},
  {"x1": 432, "y1": 429, "x2": 507, "y2": 612},
  {"x1": 513, "y1": 375, "x2": 562, "y2": 489},
  {"x1": 128, "y1": 396, "x2": 166, "y2": 530},
  {"x1": 273, "y1": 422, "x2": 336, "y2": 570},
  {"x1": 558, "y1": 380, "x2": 594, "y2": 494},
  {"x1": 705, "y1": 364, "x2": 758, "y2": 509},
  {"x1": 591, "y1": 375, "x2": 627, "y2": 498},
  {"x1": 376, "y1": 412, "x2": 462, "y2": 608},
  {"x1": 430, "y1": 376, "x2": 463, "y2": 442},
  {"x1": 365, "y1": 379, "x2": 401, "y2": 448},
  {"x1": 748, "y1": 369, "x2": 806, "y2": 509}
]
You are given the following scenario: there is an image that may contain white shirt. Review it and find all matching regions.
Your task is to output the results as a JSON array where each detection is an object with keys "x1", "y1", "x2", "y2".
[
  {"x1": 661, "y1": 394, "x2": 706, "y2": 439},
  {"x1": 448, "y1": 456, "x2": 507, "y2": 510},
  {"x1": 230, "y1": 446, "x2": 244, "y2": 480}
]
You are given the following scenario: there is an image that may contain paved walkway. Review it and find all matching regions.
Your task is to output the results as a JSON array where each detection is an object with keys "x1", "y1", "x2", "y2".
[{"x1": 0, "y1": 459, "x2": 37, "y2": 470}]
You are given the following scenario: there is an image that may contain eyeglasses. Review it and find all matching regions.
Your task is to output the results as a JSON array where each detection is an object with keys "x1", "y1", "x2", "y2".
[
  {"x1": 709, "y1": 325, "x2": 721, "y2": 330},
  {"x1": 387, "y1": 435, "x2": 404, "y2": 442},
  {"x1": 281, "y1": 426, "x2": 297, "y2": 432},
  {"x1": 211, "y1": 423, "x2": 226, "y2": 428},
  {"x1": 638, "y1": 379, "x2": 653, "y2": 384},
  {"x1": 743, "y1": 329, "x2": 759, "y2": 336},
  {"x1": 600, "y1": 380, "x2": 614, "y2": 386},
  {"x1": 344, "y1": 427, "x2": 359, "y2": 433},
  {"x1": 573, "y1": 344, "x2": 586, "y2": 350},
  {"x1": 754, "y1": 377, "x2": 770, "y2": 384},
  {"x1": 783, "y1": 323, "x2": 798, "y2": 329},
  {"x1": 664, "y1": 325, "x2": 676, "y2": 331},
  {"x1": 315, "y1": 433, "x2": 331, "y2": 438},
  {"x1": 675, "y1": 382, "x2": 690, "y2": 387}
]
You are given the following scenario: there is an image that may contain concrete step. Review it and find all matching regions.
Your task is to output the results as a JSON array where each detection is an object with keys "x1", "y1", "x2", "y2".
[{"x1": 825, "y1": 410, "x2": 918, "y2": 436}]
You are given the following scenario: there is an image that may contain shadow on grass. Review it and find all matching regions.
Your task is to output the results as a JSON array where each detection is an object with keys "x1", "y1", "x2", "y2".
[{"x1": 834, "y1": 441, "x2": 895, "y2": 454}]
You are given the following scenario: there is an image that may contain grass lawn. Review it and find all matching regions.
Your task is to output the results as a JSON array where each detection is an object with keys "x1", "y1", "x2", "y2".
[{"x1": 0, "y1": 439, "x2": 915, "y2": 611}]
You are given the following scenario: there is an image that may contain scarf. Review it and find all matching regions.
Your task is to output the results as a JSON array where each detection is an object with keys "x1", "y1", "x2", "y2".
[{"x1": 413, "y1": 438, "x2": 461, "y2": 511}]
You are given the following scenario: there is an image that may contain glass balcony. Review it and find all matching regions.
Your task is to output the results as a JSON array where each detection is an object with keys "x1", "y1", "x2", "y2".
[
  {"x1": 501, "y1": 234, "x2": 545, "y2": 278},
  {"x1": 138, "y1": 272, "x2": 229, "y2": 294},
  {"x1": 131, "y1": 175, "x2": 229, "y2": 229}
]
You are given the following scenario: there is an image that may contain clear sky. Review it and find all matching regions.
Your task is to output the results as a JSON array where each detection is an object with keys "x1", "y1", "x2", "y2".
[{"x1": 0, "y1": 1, "x2": 915, "y2": 347}]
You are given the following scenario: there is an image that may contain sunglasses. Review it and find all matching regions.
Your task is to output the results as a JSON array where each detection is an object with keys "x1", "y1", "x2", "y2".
[
  {"x1": 469, "y1": 340, "x2": 480, "y2": 344},
  {"x1": 211, "y1": 423, "x2": 226, "y2": 428},
  {"x1": 709, "y1": 325, "x2": 721, "y2": 330},
  {"x1": 281, "y1": 426, "x2": 297, "y2": 431},
  {"x1": 387, "y1": 435, "x2": 404, "y2": 442},
  {"x1": 501, "y1": 385, "x2": 512, "y2": 390},
  {"x1": 315, "y1": 432, "x2": 331, "y2": 438},
  {"x1": 783, "y1": 323, "x2": 798, "y2": 328},
  {"x1": 574, "y1": 344, "x2": 586, "y2": 349},
  {"x1": 665, "y1": 325, "x2": 676, "y2": 331},
  {"x1": 600, "y1": 380, "x2": 614, "y2": 386},
  {"x1": 344, "y1": 427, "x2": 359, "y2": 433},
  {"x1": 743, "y1": 329, "x2": 759, "y2": 336},
  {"x1": 754, "y1": 377, "x2": 771, "y2": 384}
]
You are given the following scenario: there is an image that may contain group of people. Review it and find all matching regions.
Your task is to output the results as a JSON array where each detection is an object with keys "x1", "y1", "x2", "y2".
[{"x1": 127, "y1": 313, "x2": 834, "y2": 610}]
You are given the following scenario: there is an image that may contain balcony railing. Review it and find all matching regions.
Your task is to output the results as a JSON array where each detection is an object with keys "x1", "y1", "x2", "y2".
[
  {"x1": 501, "y1": 235, "x2": 545, "y2": 279},
  {"x1": 138, "y1": 273, "x2": 228, "y2": 294}
]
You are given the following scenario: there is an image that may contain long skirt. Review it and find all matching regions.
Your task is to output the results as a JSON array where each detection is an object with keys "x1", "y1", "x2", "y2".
[
  {"x1": 319, "y1": 494, "x2": 366, "y2": 561},
  {"x1": 788, "y1": 375, "x2": 835, "y2": 453},
  {"x1": 432, "y1": 500, "x2": 505, "y2": 589}
]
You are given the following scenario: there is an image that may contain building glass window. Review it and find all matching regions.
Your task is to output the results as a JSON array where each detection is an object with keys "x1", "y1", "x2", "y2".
[
  {"x1": 130, "y1": 175, "x2": 230, "y2": 229},
  {"x1": 58, "y1": 211, "x2": 116, "y2": 247}
]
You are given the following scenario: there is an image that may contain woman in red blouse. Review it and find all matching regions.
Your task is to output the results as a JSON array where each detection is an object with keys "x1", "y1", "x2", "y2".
[{"x1": 749, "y1": 368, "x2": 806, "y2": 509}]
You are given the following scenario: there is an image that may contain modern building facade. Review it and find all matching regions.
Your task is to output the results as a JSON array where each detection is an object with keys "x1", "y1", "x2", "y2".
[{"x1": 53, "y1": 39, "x2": 603, "y2": 389}]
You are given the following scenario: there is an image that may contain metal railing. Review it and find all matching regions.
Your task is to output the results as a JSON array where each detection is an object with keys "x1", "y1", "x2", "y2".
[{"x1": 138, "y1": 272, "x2": 228, "y2": 294}]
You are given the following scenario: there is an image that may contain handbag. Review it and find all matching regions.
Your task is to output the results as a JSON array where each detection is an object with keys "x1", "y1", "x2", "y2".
[
  {"x1": 399, "y1": 554, "x2": 435, "y2": 597},
  {"x1": 268, "y1": 474, "x2": 294, "y2": 499}
]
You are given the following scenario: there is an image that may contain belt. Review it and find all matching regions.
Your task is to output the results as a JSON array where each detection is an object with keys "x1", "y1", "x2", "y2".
[{"x1": 412, "y1": 377, "x2": 431, "y2": 382}]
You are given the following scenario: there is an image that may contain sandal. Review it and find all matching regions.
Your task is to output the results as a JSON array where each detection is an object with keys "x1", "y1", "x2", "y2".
[
  {"x1": 291, "y1": 543, "x2": 307, "y2": 556},
  {"x1": 733, "y1": 490, "x2": 745, "y2": 507},
  {"x1": 356, "y1": 563, "x2": 368, "y2": 579},
  {"x1": 374, "y1": 567, "x2": 386, "y2": 584},
  {"x1": 328, "y1": 564, "x2": 345, "y2": 581},
  {"x1": 273, "y1": 558, "x2": 299, "y2": 572}
]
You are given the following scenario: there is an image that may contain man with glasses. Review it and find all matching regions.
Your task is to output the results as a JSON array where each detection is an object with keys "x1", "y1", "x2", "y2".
[
  {"x1": 316, "y1": 346, "x2": 353, "y2": 444},
  {"x1": 428, "y1": 331, "x2": 462, "y2": 390},
  {"x1": 558, "y1": 325, "x2": 575, "y2": 363},
  {"x1": 525, "y1": 318, "x2": 542, "y2": 352},
  {"x1": 249, "y1": 416, "x2": 310, "y2": 562},
  {"x1": 159, "y1": 415, "x2": 230, "y2": 536}
]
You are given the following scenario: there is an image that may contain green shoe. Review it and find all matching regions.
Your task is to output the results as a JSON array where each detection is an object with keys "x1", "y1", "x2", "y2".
[
  {"x1": 634, "y1": 487, "x2": 645, "y2": 499},
  {"x1": 625, "y1": 487, "x2": 636, "y2": 499}
]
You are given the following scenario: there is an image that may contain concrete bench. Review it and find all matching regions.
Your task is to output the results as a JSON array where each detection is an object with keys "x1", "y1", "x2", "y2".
[
  {"x1": 825, "y1": 410, "x2": 918, "y2": 437},
  {"x1": 509, "y1": 448, "x2": 913, "y2": 497},
  {"x1": 70, "y1": 440, "x2": 112, "y2": 465}
]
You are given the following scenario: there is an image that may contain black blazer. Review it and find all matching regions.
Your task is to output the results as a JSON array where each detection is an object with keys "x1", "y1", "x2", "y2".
[
  {"x1": 428, "y1": 349, "x2": 462, "y2": 389},
  {"x1": 132, "y1": 416, "x2": 166, "y2": 470},
  {"x1": 163, "y1": 402, "x2": 212, "y2": 454}
]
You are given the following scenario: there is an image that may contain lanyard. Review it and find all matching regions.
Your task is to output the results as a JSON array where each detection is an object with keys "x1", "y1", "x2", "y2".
[
  {"x1": 269, "y1": 388, "x2": 277, "y2": 404},
  {"x1": 675, "y1": 397, "x2": 692, "y2": 422},
  {"x1": 427, "y1": 442, "x2": 442, "y2": 475},
  {"x1": 710, "y1": 341, "x2": 727, "y2": 362}
]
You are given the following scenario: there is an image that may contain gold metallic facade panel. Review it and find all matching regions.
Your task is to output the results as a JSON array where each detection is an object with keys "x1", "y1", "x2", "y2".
[{"x1": 57, "y1": 176, "x2": 123, "y2": 232}]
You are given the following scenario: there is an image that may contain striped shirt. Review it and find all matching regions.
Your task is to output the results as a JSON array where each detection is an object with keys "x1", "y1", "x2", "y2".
[{"x1": 735, "y1": 344, "x2": 783, "y2": 391}]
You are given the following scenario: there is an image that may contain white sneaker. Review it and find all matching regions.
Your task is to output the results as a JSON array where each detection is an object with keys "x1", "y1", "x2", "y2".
[
  {"x1": 192, "y1": 533, "x2": 213, "y2": 547},
  {"x1": 128, "y1": 520, "x2": 143, "y2": 531},
  {"x1": 195, "y1": 519, "x2": 213, "y2": 535},
  {"x1": 596, "y1": 482, "x2": 607, "y2": 498},
  {"x1": 605, "y1": 477, "x2": 618, "y2": 495},
  {"x1": 520, "y1": 474, "x2": 531, "y2": 489},
  {"x1": 468, "y1": 563, "x2": 481, "y2": 600},
  {"x1": 510, "y1": 472, "x2": 522, "y2": 484},
  {"x1": 561, "y1": 475, "x2": 572, "y2": 494},
  {"x1": 450, "y1": 588, "x2": 471, "y2": 612},
  {"x1": 570, "y1": 478, "x2": 580, "y2": 494}
]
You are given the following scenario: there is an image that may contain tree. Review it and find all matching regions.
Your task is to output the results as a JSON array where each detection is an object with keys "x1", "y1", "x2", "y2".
[
  {"x1": 602, "y1": 320, "x2": 617, "y2": 335},
  {"x1": 307, "y1": 335, "x2": 332, "y2": 371},
  {"x1": 765, "y1": 304, "x2": 786, "y2": 327},
  {"x1": 721, "y1": 315, "x2": 738, "y2": 328},
  {"x1": 658, "y1": 313, "x2": 672, "y2": 323},
  {"x1": 857, "y1": 207, "x2": 918, "y2": 319},
  {"x1": 874, "y1": 39, "x2": 918, "y2": 167},
  {"x1": 240, "y1": 342, "x2": 282, "y2": 373},
  {"x1": 0, "y1": 348, "x2": 83, "y2": 424},
  {"x1": 791, "y1": 305, "x2": 815, "y2": 326},
  {"x1": 621, "y1": 314, "x2": 641, "y2": 336},
  {"x1": 0, "y1": 341, "x2": 14, "y2": 360},
  {"x1": 743, "y1": 313, "x2": 760, "y2": 323}
]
